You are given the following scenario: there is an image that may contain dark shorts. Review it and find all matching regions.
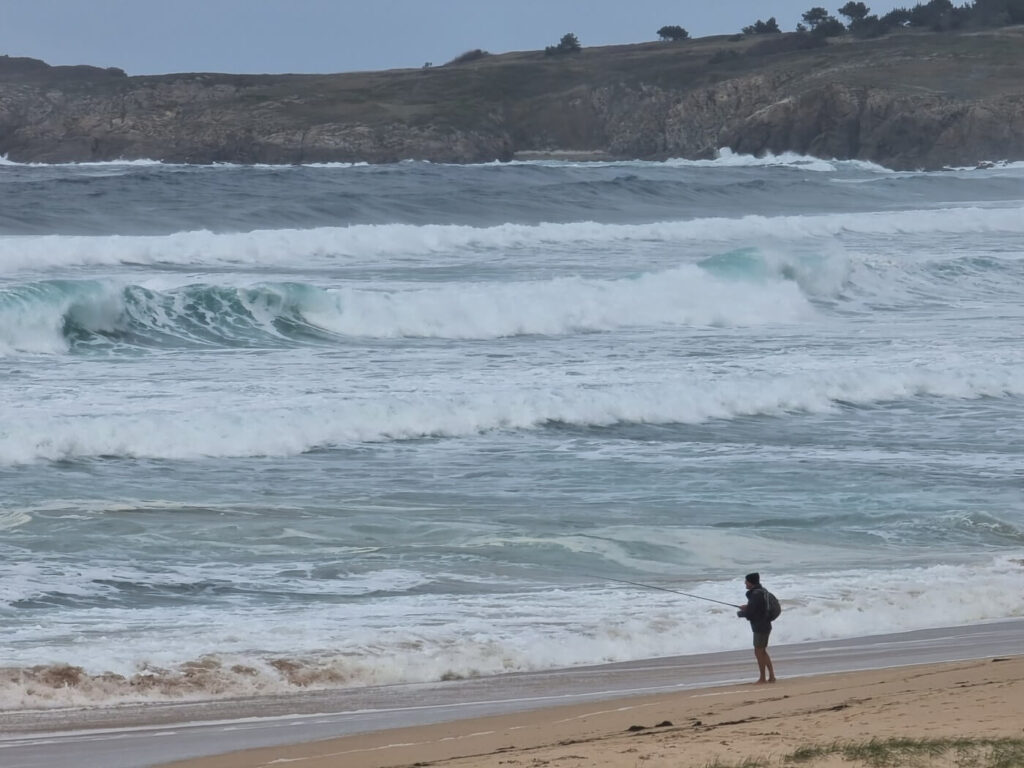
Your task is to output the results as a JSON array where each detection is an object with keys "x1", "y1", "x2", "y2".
[{"x1": 753, "y1": 630, "x2": 771, "y2": 649}]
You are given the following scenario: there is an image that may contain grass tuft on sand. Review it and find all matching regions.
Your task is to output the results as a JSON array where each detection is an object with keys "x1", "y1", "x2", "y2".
[{"x1": 705, "y1": 738, "x2": 1024, "y2": 768}]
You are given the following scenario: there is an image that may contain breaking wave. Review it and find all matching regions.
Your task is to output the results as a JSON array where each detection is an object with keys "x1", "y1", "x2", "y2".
[
  {"x1": 0, "y1": 265, "x2": 813, "y2": 354},
  {"x1": 1, "y1": 363, "x2": 1021, "y2": 463},
  {"x1": 0, "y1": 149, "x2": 887, "y2": 171},
  {"x1": 1, "y1": 556, "x2": 1021, "y2": 709},
  {"x1": 1, "y1": 205, "x2": 1022, "y2": 273}
]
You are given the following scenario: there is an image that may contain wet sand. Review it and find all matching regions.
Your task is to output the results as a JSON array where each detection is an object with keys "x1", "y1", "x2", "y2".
[{"x1": 159, "y1": 655, "x2": 1024, "y2": 768}]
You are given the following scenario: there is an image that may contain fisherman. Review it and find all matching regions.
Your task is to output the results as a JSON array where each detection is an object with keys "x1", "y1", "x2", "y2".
[{"x1": 737, "y1": 572, "x2": 776, "y2": 684}]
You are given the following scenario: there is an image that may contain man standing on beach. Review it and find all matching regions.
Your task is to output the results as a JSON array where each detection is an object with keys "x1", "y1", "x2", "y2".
[{"x1": 737, "y1": 572, "x2": 776, "y2": 684}]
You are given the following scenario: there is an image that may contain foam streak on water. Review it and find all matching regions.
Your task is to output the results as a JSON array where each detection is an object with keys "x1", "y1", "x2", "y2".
[{"x1": 1, "y1": 154, "x2": 1022, "y2": 709}]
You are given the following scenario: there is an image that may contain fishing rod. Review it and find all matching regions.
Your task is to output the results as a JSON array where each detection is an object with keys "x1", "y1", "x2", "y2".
[{"x1": 593, "y1": 575, "x2": 741, "y2": 609}]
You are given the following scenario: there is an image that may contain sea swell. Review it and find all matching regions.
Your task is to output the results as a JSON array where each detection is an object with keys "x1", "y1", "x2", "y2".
[
  {"x1": 1, "y1": 364, "x2": 1021, "y2": 463},
  {"x1": 2, "y1": 205, "x2": 1023, "y2": 274}
]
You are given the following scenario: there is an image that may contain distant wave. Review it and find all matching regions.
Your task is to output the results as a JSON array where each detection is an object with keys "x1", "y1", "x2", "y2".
[
  {"x1": 635, "y1": 149, "x2": 891, "y2": 173},
  {"x1": 0, "y1": 155, "x2": 373, "y2": 172},
  {"x1": 5, "y1": 149, "x2": 1023, "y2": 173},
  {"x1": 0, "y1": 149, "x2": 925, "y2": 173},
  {"x1": 1, "y1": 364, "x2": 1021, "y2": 463},
  {"x1": 0, "y1": 155, "x2": 166, "y2": 168},
  {"x1": 691, "y1": 148, "x2": 894, "y2": 172},
  {"x1": 2, "y1": 205, "x2": 1022, "y2": 274},
  {"x1": 943, "y1": 159, "x2": 1024, "y2": 172},
  {"x1": 2, "y1": 150, "x2": 874, "y2": 171},
  {"x1": 479, "y1": 149, "x2": 890, "y2": 172}
]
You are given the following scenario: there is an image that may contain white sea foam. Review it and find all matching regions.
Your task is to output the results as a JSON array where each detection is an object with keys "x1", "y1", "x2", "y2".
[
  {"x1": 0, "y1": 151, "x2": 1012, "y2": 174},
  {"x1": 943, "y1": 160, "x2": 1024, "y2": 172},
  {"x1": 0, "y1": 155, "x2": 165, "y2": 167},
  {"x1": 0, "y1": 263, "x2": 814, "y2": 354},
  {"x1": 666, "y1": 148, "x2": 892, "y2": 173},
  {"x1": 1, "y1": 555, "x2": 1020, "y2": 709},
  {"x1": 1, "y1": 205, "x2": 1022, "y2": 274},
  {"x1": 302, "y1": 265, "x2": 813, "y2": 338},
  {"x1": 1, "y1": 363, "x2": 1021, "y2": 463},
  {"x1": 0, "y1": 509, "x2": 32, "y2": 531},
  {"x1": 207, "y1": 161, "x2": 372, "y2": 169},
  {"x1": 480, "y1": 149, "x2": 892, "y2": 172}
]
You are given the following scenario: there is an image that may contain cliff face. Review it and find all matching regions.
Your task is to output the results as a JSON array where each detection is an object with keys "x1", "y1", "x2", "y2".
[
  {"x1": 0, "y1": 62, "x2": 513, "y2": 164},
  {"x1": 1, "y1": 28, "x2": 1023, "y2": 169}
]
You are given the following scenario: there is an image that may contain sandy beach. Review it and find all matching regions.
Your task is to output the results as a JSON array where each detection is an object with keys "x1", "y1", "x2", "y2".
[{"x1": 156, "y1": 654, "x2": 1024, "y2": 768}]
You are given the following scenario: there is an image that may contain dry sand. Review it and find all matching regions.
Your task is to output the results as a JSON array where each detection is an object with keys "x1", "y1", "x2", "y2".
[{"x1": 158, "y1": 655, "x2": 1024, "y2": 768}]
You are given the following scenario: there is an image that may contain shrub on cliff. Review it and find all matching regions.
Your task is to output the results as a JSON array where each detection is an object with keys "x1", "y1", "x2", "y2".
[
  {"x1": 657, "y1": 25, "x2": 690, "y2": 41},
  {"x1": 880, "y1": 7, "x2": 913, "y2": 27},
  {"x1": 545, "y1": 33, "x2": 581, "y2": 55},
  {"x1": 446, "y1": 49, "x2": 490, "y2": 65},
  {"x1": 709, "y1": 49, "x2": 742, "y2": 64},
  {"x1": 742, "y1": 17, "x2": 782, "y2": 34},
  {"x1": 815, "y1": 16, "x2": 848, "y2": 36}
]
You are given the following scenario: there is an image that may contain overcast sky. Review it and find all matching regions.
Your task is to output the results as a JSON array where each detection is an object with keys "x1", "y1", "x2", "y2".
[{"x1": 1, "y1": 0, "x2": 907, "y2": 76}]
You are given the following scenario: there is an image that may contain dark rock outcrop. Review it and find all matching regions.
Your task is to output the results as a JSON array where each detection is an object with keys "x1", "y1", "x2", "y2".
[{"x1": 1, "y1": 28, "x2": 1023, "y2": 169}]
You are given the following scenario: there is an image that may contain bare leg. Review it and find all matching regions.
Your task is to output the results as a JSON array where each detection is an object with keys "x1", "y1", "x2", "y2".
[
  {"x1": 753, "y1": 648, "x2": 766, "y2": 682},
  {"x1": 754, "y1": 647, "x2": 776, "y2": 683}
]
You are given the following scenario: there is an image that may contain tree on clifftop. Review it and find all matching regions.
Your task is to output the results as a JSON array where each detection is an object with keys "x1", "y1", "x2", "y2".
[
  {"x1": 908, "y1": 0, "x2": 955, "y2": 28},
  {"x1": 804, "y1": 0, "x2": 1024, "y2": 39},
  {"x1": 801, "y1": 6, "x2": 831, "y2": 28},
  {"x1": 801, "y1": 6, "x2": 847, "y2": 35},
  {"x1": 545, "y1": 32, "x2": 581, "y2": 55},
  {"x1": 972, "y1": 0, "x2": 1024, "y2": 24},
  {"x1": 839, "y1": 1, "x2": 878, "y2": 32},
  {"x1": 742, "y1": 17, "x2": 782, "y2": 34},
  {"x1": 657, "y1": 25, "x2": 690, "y2": 41},
  {"x1": 839, "y1": 1, "x2": 871, "y2": 22}
]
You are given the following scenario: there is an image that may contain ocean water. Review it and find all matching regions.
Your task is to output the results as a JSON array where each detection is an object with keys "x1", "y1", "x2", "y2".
[{"x1": 1, "y1": 151, "x2": 1022, "y2": 709}]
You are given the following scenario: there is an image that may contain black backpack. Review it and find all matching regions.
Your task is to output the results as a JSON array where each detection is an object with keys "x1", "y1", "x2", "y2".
[{"x1": 764, "y1": 589, "x2": 782, "y2": 621}]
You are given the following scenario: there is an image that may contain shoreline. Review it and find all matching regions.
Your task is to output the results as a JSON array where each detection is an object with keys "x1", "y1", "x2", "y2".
[
  {"x1": 2, "y1": 620, "x2": 1023, "y2": 768},
  {"x1": 157, "y1": 656, "x2": 1024, "y2": 768}
]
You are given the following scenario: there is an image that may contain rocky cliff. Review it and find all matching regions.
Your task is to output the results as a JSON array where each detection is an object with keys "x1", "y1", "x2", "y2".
[{"x1": 1, "y1": 27, "x2": 1023, "y2": 169}]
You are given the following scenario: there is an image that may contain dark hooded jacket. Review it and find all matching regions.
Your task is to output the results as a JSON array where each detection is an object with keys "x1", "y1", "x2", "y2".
[{"x1": 738, "y1": 586, "x2": 772, "y2": 633}]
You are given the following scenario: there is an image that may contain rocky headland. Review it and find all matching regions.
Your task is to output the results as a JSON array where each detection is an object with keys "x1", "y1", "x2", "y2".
[{"x1": 1, "y1": 27, "x2": 1023, "y2": 169}]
